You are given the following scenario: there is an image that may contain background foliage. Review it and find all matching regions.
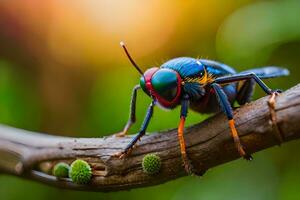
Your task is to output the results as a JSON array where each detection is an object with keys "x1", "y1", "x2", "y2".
[{"x1": 0, "y1": 0, "x2": 299, "y2": 199}]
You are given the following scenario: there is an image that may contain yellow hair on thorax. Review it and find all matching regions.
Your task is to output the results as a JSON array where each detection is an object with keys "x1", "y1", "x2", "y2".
[{"x1": 184, "y1": 68, "x2": 215, "y2": 86}]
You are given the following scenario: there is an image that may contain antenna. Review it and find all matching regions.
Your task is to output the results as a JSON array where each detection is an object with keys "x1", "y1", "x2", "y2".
[{"x1": 120, "y1": 41, "x2": 144, "y2": 75}]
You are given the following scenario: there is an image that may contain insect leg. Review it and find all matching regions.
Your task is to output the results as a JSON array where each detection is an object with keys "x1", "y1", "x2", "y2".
[
  {"x1": 118, "y1": 101, "x2": 155, "y2": 158},
  {"x1": 215, "y1": 73, "x2": 283, "y2": 143},
  {"x1": 214, "y1": 72, "x2": 278, "y2": 95},
  {"x1": 267, "y1": 92, "x2": 283, "y2": 144},
  {"x1": 177, "y1": 94, "x2": 194, "y2": 174},
  {"x1": 116, "y1": 85, "x2": 140, "y2": 137},
  {"x1": 211, "y1": 83, "x2": 253, "y2": 160}
]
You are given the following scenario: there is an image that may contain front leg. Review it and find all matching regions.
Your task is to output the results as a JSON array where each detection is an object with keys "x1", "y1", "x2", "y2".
[
  {"x1": 177, "y1": 94, "x2": 195, "y2": 174},
  {"x1": 211, "y1": 83, "x2": 252, "y2": 160},
  {"x1": 116, "y1": 101, "x2": 155, "y2": 158},
  {"x1": 116, "y1": 85, "x2": 140, "y2": 137}
]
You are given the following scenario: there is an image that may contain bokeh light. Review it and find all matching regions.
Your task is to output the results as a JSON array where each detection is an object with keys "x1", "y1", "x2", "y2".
[{"x1": 0, "y1": 0, "x2": 299, "y2": 199}]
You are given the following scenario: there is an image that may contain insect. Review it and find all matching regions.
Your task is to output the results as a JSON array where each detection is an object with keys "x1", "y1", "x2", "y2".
[{"x1": 115, "y1": 41, "x2": 289, "y2": 174}]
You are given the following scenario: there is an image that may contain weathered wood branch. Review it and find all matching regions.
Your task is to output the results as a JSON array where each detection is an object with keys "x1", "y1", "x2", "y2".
[{"x1": 0, "y1": 84, "x2": 300, "y2": 191}]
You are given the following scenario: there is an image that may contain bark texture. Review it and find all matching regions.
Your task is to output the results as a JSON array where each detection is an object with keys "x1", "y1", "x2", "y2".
[{"x1": 0, "y1": 84, "x2": 299, "y2": 191}]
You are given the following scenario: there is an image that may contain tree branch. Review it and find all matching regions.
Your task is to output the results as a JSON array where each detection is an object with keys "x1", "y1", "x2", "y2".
[{"x1": 0, "y1": 84, "x2": 300, "y2": 191}]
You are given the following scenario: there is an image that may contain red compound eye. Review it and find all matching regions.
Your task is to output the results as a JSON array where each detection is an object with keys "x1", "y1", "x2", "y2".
[{"x1": 140, "y1": 68, "x2": 182, "y2": 108}]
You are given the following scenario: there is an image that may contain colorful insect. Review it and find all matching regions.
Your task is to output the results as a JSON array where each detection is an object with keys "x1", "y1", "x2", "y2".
[{"x1": 115, "y1": 41, "x2": 289, "y2": 174}]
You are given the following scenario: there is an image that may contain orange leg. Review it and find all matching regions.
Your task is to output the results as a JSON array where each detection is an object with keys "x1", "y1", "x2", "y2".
[
  {"x1": 212, "y1": 83, "x2": 252, "y2": 160},
  {"x1": 228, "y1": 119, "x2": 252, "y2": 160},
  {"x1": 178, "y1": 116, "x2": 194, "y2": 174}
]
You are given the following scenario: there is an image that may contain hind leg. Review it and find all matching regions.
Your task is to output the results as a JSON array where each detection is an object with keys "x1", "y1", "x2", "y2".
[
  {"x1": 268, "y1": 91, "x2": 283, "y2": 143},
  {"x1": 236, "y1": 78, "x2": 282, "y2": 143},
  {"x1": 215, "y1": 73, "x2": 283, "y2": 143}
]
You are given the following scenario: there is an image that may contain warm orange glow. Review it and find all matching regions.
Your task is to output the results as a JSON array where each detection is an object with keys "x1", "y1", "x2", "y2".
[{"x1": 46, "y1": 0, "x2": 181, "y2": 67}]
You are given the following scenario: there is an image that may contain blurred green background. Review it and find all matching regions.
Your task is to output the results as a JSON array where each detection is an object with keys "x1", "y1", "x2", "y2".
[{"x1": 0, "y1": 0, "x2": 299, "y2": 199}]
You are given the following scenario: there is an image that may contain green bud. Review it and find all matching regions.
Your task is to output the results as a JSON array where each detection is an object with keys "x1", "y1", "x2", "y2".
[
  {"x1": 52, "y1": 162, "x2": 70, "y2": 178},
  {"x1": 142, "y1": 154, "x2": 161, "y2": 175},
  {"x1": 69, "y1": 159, "x2": 92, "y2": 184}
]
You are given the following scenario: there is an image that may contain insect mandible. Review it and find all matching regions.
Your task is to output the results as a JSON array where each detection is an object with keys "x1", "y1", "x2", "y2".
[{"x1": 115, "y1": 41, "x2": 289, "y2": 174}]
